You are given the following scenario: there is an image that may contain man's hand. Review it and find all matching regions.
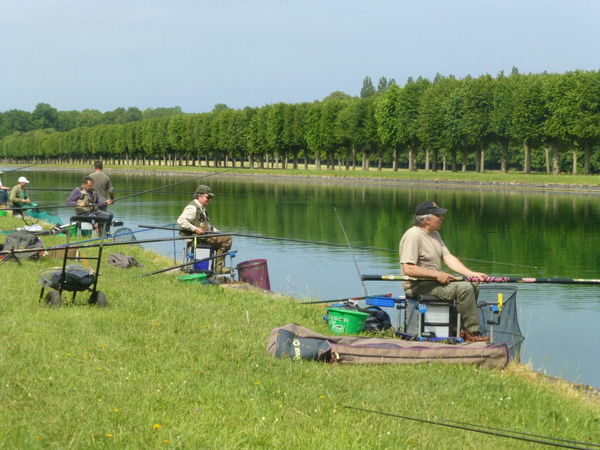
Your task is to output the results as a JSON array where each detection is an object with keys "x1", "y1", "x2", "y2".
[
  {"x1": 77, "y1": 200, "x2": 86, "y2": 207},
  {"x1": 105, "y1": 199, "x2": 114, "y2": 206},
  {"x1": 435, "y1": 272, "x2": 458, "y2": 284},
  {"x1": 23, "y1": 199, "x2": 32, "y2": 204},
  {"x1": 193, "y1": 227, "x2": 204, "y2": 235}
]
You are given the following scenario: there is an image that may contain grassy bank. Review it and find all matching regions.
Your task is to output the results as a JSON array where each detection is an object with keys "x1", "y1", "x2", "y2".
[
  {"x1": 1, "y1": 219, "x2": 599, "y2": 448},
  {"x1": 5, "y1": 161, "x2": 600, "y2": 191}
]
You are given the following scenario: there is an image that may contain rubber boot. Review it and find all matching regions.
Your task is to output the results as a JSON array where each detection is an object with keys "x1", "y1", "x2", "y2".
[{"x1": 215, "y1": 251, "x2": 231, "y2": 274}]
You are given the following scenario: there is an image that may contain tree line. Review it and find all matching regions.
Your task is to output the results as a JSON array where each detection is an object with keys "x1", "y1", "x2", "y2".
[{"x1": 1, "y1": 70, "x2": 599, "y2": 174}]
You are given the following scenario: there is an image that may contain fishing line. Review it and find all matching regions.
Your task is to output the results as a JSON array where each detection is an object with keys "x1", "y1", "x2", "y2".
[
  {"x1": 0, "y1": 163, "x2": 39, "y2": 173},
  {"x1": 361, "y1": 274, "x2": 600, "y2": 286},
  {"x1": 134, "y1": 225, "x2": 536, "y2": 270},
  {"x1": 344, "y1": 406, "x2": 598, "y2": 449},
  {"x1": 334, "y1": 207, "x2": 369, "y2": 297}
]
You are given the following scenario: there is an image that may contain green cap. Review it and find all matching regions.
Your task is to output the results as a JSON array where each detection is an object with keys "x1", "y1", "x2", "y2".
[{"x1": 195, "y1": 185, "x2": 214, "y2": 197}]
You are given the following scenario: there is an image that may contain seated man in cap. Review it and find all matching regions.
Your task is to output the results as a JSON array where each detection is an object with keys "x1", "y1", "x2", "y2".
[
  {"x1": 399, "y1": 200, "x2": 489, "y2": 342},
  {"x1": 9, "y1": 177, "x2": 33, "y2": 218},
  {"x1": 177, "y1": 185, "x2": 232, "y2": 274}
]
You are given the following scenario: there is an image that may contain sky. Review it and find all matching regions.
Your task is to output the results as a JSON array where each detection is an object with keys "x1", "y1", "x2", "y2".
[{"x1": 1, "y1": 0, "x2": 599, "y2": 114}]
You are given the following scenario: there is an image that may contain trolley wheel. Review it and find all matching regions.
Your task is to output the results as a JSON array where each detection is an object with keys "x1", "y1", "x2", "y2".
[
  {"x1": 45, "y1": 291, "x2": 62, "y2": 308},
  {"x1": 89, "y1": 291, "x2": 107, "y2": 308}
]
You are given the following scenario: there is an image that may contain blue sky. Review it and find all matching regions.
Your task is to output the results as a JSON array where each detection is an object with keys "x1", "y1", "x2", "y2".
[{"x1": 1, "y1": 0, "x2": 598, "y2": 113}]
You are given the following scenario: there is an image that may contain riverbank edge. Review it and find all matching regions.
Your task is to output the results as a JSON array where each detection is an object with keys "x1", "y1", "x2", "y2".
[{"x1": 12, "y1": 163, "x2": 600, "y2": 195}]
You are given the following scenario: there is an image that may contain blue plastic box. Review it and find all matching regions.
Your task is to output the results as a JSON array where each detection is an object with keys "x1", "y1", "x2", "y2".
[{"x1": 366, "y1": 296, "x2": 396, "y2": 308}]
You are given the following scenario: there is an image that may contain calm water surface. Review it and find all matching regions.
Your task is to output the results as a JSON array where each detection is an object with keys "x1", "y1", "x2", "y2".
[{"x1": 10, "y1": 168, "x2": 600, "y2": 388}]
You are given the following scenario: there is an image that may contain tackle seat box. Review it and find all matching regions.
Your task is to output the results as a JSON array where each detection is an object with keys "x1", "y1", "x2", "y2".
[{"x1": 405, "y1": 295, "x2": 459, "y2": 338}]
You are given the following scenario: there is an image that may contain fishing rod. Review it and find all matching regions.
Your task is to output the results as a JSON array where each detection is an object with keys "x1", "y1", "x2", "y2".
[
  {"x1": 0, "y1": 235, "x2": 198, "y2": 257},
  {"x1": 134, "y1": 225, "x2": 536, "y2": 270},
  {"x1": 361, "y1": 274, "x2": 600, "y2": 285},
  {"x1": 345, "y1": 406, "x2": 598, "y2": 449},
  {"x1": 0, "y1": 168, "x2": 236, "y2": 212},
  {"x1": 334, "y1": 207, "x2": 368, "y2": 296},
  {"x1": 141, "y1": 250, "x2": 236, "y2": 277},
  {"x1": 299, "y1": 293, "x2": 392, "y2": 305},
  {"x1": 112, "y1": 168, "x2": 236, "y2": 202}
]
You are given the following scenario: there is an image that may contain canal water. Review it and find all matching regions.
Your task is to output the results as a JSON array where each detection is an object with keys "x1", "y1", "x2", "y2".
[{"x1": 8, "y1": 168, "x2": 600, "y2": 389}]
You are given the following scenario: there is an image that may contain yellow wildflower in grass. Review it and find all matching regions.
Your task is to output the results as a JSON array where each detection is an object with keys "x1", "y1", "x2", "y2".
[
  {"x1": 98, "y1": 399, "x2": 102, "y2": 402},
  {"x1": 66, "y1": 353, "x2": 71, "y2": 357},
  {"x1": 163, "y1": 439, "x2": 169, "y2": 444},
  {"x1": 113, "y1": 408, "x2": 119, "y2": 413},
  {"x1": 319, "y1": 395, "x2": 325, "y2": 399},
  {"x1": 254, "y1": 382, "x2": 260, "y2": 386},
  {"x1": 106, "y1": 433, "x2": 113, "y2": 438},
  {"x1": 153, "y1": 424, "x2": 162, "y2": 430},
  {"x1": 35, "y1": 436, "x2": 42, "y2": 440}
]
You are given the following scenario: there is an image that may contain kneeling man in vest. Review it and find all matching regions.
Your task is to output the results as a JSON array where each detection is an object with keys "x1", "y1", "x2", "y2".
[{"x1": 177, "y1": 185, "x2": 232, "y2": 275}]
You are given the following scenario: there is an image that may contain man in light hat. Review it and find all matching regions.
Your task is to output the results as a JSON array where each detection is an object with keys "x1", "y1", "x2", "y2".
[
  {"x1": 9, "y1": 176, "x2": 32, "y2": 218},
  {"x1": 399, "y1": 200, "x2": 489, "y2": 342},
  {"x1": 177, "y1": 185, "x2": 232, "y2": 274},
  {"x1": 0, "y1": 170, "x2": 10, "y2": 207}
]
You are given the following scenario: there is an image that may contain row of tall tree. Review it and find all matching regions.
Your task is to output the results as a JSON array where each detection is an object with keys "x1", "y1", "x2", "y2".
[
  {"x1": 1, "y1": 70, "x2": 599, "y2": 174},
  {"x1": 0, "y1": 105, "x2": 183, "y2": 139}
]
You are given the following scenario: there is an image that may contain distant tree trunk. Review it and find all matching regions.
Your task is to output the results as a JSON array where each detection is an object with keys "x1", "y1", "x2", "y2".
[
  {"x1": 315, "y1": 152, "x2": 321, "y2": 170},
  {"x1": 583, "y1": 141, "x2": 591, "y2": 175},
  {"x1": 293, "y1": 151, "x2": 299, "y2": 169},
  {"x1": 552, "y1": 147, "x2": 559, "y2": 175},
  {"x1": 352, "y1": 146, "x2": 357, "y2": 170},
  {"x1": 572, "y1": 143, "x2": 578, "y2": 175},
  {"x1": 362, "y1": 151, "x2": 370, "y2": 171},
  {"x1": 392, "y1": 148, "x2": 398, "y2": 171},
  {"x1": 451, "y1": 150, "x2": 457, "y2": 172},
  {"x1": 377, "y1": 148, "x2": 382, "y2": 171},
  {"x1": 523, "y1": 140, "x2": 531, "y2": 174},
  {"x1": 544, "y1": 145, "x2": 551, "y2": 174},
  {"x1": 443, "y1": 152, "x2": 447, "y2": 171},
  {"x1": 501, "y1": 140, "x2": 509, "y2": 173},
  {"x1": 345, "y1": 149, "x2": 350, "y2": 171},
  {"x1": 432, "y1": 149, "x2": 438, "y2": 172},
  {"x1": 479, "y1": 143, "x2": 485, "y2": 173},
  {"x1": 249, "y1": 154, "x2": 255, "y2": 169},
  {"x1": 424, "y1": 148, "x2": 430, "y2": 172},
  {"x1": 461, "y1": 150, "x2": 467, "y2": 172},
  {"x1": 409, "y1": 146, "x2": 418, "y2": 171}
]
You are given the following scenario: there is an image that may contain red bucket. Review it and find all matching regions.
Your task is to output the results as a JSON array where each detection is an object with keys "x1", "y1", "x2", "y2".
[{"x1": 236, "y1": 259, "x2": 271, "y2": 291}]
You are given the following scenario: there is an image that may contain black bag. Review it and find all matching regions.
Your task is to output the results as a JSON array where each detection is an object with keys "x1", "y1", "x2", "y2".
[{"x1": 3, "y1": 230, "x2": 42, "y2": 261}]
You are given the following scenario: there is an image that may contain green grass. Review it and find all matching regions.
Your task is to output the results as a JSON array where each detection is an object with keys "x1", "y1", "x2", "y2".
[
  {"x1": 5, "y1": 161, "x2": 600, "y2": 189},
  {"x1": 1, "y1": 219, "x2": 599, "y2": 448}
]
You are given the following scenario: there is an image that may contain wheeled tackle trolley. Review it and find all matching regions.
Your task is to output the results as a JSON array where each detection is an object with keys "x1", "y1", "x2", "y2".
[{"x1": 39, "y1": 215, "x2": 111, "y2": 308}]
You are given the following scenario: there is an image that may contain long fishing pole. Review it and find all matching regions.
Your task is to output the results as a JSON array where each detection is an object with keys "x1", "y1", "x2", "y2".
[
  {"x1": 0, "y1": 168, "x2": 237, "y2": 212},
  {"x1": 334, "y1": 207, "x2": 369, "y2": 296},
  {"x1": 113, "y1": 168, "x2": 236, "y2": 202},
  {"x1": 134, "y1": 225, "x2": 536, "y2": 270},
  {"x1": 299, "y1": 293, "x2": 392, "y2": 305},
  {"x1": 344, "y1": 406, "x2": 597, "y2": 449},
  {"x1": 0, "y1": 235, "x2": 198, "y2": 257},
  {"x1": 361, "y1": 274, "x2": 600, "y2": 285},
  {"x1": 141, "y1": 250, "x2": 235, "y2": 277},
  {"x1": 1, "y1": 163, "x2": 39, "y2": 173}
]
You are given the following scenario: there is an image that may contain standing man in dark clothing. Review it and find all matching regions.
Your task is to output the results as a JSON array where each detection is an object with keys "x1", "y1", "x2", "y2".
[
  {"x1": 0, "y1": 170, "x2": 10, "y2": 207},
  {"x1": 177, "y1": 185, "x2": 232, "y2": 274},
  {"x1": 89, "y1": 161, "x2": 114, "y2": 211},
  {"x1": 66, "y1": 176, "x2": 114, "y2": 234}
]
